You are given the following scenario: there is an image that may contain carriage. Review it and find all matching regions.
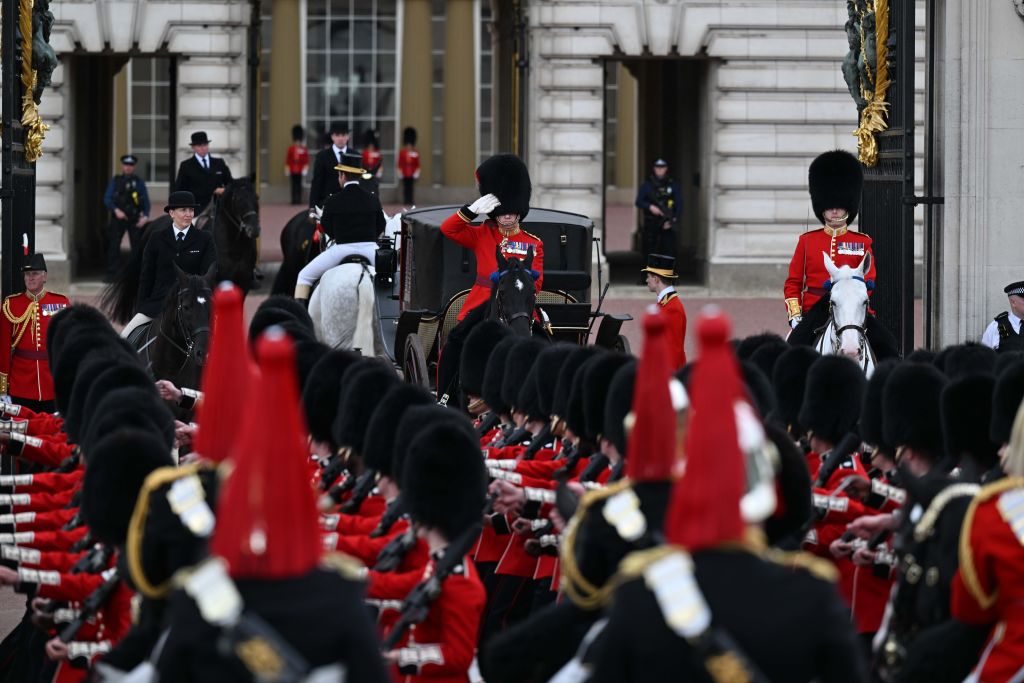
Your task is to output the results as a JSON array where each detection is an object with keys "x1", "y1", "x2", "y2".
[{"x1": 382, "y1": 205, "x2": 632, "y2": 390}]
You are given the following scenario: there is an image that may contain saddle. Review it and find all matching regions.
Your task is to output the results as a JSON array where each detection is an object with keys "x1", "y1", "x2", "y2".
[
  {"x1": 340, "y1": 254, "x2": 372, "y2": 267},
  {"x1": 126, "y1": 322, "x2": 153, "y2": 350}
]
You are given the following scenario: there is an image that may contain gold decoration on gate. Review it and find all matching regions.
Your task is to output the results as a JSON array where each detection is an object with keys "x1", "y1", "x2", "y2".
[{"x1": 851, "y1": 0, "x2": 890, "y2": 167}]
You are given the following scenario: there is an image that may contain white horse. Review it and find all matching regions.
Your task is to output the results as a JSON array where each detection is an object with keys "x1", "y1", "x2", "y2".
[
  {"x1": 308, "y1": 211, "x2": 402, "y2": 356},
  {"x1": 815, "y1": 251, "x2": 876, "y2": 376}
]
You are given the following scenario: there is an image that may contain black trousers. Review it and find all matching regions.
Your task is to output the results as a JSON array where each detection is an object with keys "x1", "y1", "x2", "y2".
[
  {"x1": 641, "y1": 216, "x2": 676, "y2": 260},
  {"x1": 402, "y1": 177, "x2": 415, "y2": 205},
  {"x1": 290, "y1": 174, "x2": 304, "y2": 205},
  {"x1": 10, "y1": 397, "x2": 55, "y2": 414},
  {"x1": 106, "y1": 217, "x2": 141, "y2": 276}
]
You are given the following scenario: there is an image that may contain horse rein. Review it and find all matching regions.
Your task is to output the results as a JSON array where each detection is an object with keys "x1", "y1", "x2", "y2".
[{"x1": 140, "y1": 288, "x2": 210, "y2": 373}]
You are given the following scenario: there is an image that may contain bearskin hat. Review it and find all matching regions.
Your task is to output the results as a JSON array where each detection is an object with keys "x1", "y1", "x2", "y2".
[
  {"x1": 363, "y1": 383, "x2": 435, "y2": 477},
  {"x1": 808, "y1": 149, "x2": 863, "y2": 226},
  {"x1": 940, "y1": 343, "x2": 997, "y2": 380},
  {"x1": 291, "y1": 124, "x2": 304, "y2": 142},
  {"x1": 551, "y1": 347, "x2": 601, "y2": 424},
  {"x1": 475, "y1": 154, "x2": 532, "y2": 220},
  {"x1": 771, "y1": 346, "x2": 820, "y2": 432},
  {"x1": 248, "y1": 297, "x2": 315, "y2": 344},
  {"x1": 301, "y1": 350, "x2": 363, "y2": 445},
  {"x1": 582, "y1": 354, "x2": 632, "y2": 442},
  {"x1": 403, "y1": 420, "x2": 487, "y2": 539},
  {"x1": 501, "y1": 338, "x2": 546, "y2": 414},
  {"x1": 749, "y1": 337, "x2": 790, "y2": 382},
  {"x1": 762, "y1": 422, "x2": 813, "y2": 547},
  {"x1": 393, "y1": 405, "x2": 474, "y2": 486},
  {"x1": 517, "y1": 361, "x2": 546, "y2": 422},
  {"x1": 905, "y1": 348, "x2": 937, "y2": 365},
  {"x1": 996, "y1": 351, "x2": 1024, "y2": 376},
  {"x1": 82, "y1": 428, "x2": 174, "y2": 545},
  {"x1": 991, "y1": 360, "x2": 1024, "y2": 445},
  {"x1": 293, "y1": 339, "x2": 330, "y2": 392},
  {"x1": 942, "y1": 374, "x2": 999, "y2": 473},
  {"x1": 883, "y1": 362, "x2": 947, "y2": 455},
  {"x1": 460, "y1": 320, "x2": 511, "y2": 398},
  {"x1": 332, "y1": 363, "x2": 399, "y2": 455},
  {"x1": 482, "y1": 336, "x2": 520, "y2": 415},
  {"x1": 403, "y1": 126, "x2": 417, "y2": 146},
  {"x1": 741, "y1": 361, "x2": 777, "y2": 419},
  {"x1": 52, "y1": 334, "x2": 133, "y2": 416},
  {"x1": 565, "y1": 354, "x2": 605, "y2": 439},
  {"x1": 799, "y1": 355, "x2": 866, "y2": 443},
  {"x1": 82, "y1": 388, "x2": 176, "y2": 458},
  {"x1": 533, "y1": 345, "x2": 577, "y2": 419},
  {"x1": 860, "y1": 359, "x2": 898, "y2": 452},
  {"x1": 46, "y1": 304, "x2": 114, "y2": 366},
  {"x1": 736, "y1": 332, "x2": 786, "y2": 361},
  {"x1": 603, "y1": 361, "x2": 637, "y2": 456},
  {"x1": 67, "y1": 360, "x2": 154, "y2": 444}
]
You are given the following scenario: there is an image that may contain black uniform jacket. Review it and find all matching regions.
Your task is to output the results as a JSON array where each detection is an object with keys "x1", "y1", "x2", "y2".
[
  {"x1": 136, "y1": 226, "x2": 217, "y2": 317},
  {"x1": 174, "y1": 156, "x2": 233, "y2": 213},
  {"x1": 320, "y1": 182, "x2": 386, "y2": 244},
  {"x1": 155, "y1": 567, "x2": 391, "y2": 683},
  {"x1": 309, "y1": 145, "x2": 351, "y2": 209},
  {"x1": 590, "y1": 548, "x2": 868, "y2": 683}
]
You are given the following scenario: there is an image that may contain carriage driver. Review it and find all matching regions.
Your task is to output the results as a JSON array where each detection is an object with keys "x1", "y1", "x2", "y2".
[
  {"x1": 293, "y1": 153, "x2": 386, "y2": 307},
  {"x1": 784, "y1": 149, "x2": 876, "y2": 329},
  {"x1": 121, "y1": 190, "x2": 217, "y2": 339}
]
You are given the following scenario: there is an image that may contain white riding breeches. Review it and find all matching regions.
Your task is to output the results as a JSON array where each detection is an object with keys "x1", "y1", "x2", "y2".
[
  {"x1": 297, "y1": 242, "x2": 378, "y2": 286},
  {"x1": 121, "y1": 313, "x2": 154, "y2": 339}
]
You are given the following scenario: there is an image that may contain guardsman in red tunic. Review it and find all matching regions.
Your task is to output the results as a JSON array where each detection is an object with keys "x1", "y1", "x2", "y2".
[
  {"x1": 398, "y1": 127, "x2": 421, "y2": 206},
  {"x1": 784, "y1": 150, "x2": 876, "y2": 329},
  {"x1": 0, "y1": 254, "x2": 69, "y2": 412},
  {"x1": 641, "y1": 254, "x2": 687, "y2": 369}
]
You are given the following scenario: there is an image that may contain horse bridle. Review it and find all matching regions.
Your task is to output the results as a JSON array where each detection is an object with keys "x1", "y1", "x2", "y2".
[
  {"x1": 220, "y1": 185, "x2": 258, "y2": 236},
  {"x1": 146, "y1": 288, "x2": 210, "y2": 373},
  {"x1": 492, "y1": 270, "x2": 535, "y2": 326},
  {"x1": 828, "y1": 304, "x2": 869, "y2": 367}
]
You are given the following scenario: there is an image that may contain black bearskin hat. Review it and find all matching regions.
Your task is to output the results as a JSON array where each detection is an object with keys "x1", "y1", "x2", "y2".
[
  {"x1": 940, "y1": 343, "x2": 997, "y2": 380},
  {"x1": 482, "y1": 336, "x2": 520, "y2": 415},
  {"x1": 332, "y1": 363, "x2": 399, "y2": 455},
  {"x1": 808, "y1": 149, "x2": 863, "y2": 226},
  {"x1": 67, "y1": 360, "x2": 154, "y2": 444},
  {"x1": 996, "y1": 351, "x2": 1024, "y2": 376},
  {"x1": 291, "y1": 124, "x2": 304, "y2": 141},
  {"x1": 461, "y1": 320, "x2": 511, "y2": 398},
  {"x1": 581, "y1": 354, "x2": 632, "y2": 442},
  {"x1": 771, "y1": 346, "x2": 820, "y2": 431},
  {"x1": 883, "y1": 362, "x2": 947, "y2": 455},
  {"x1": 249, "y1": 297, "x2": 315, "y2": 344},
  {"x1": 749, "y1": 337, "x2": 790, "y2": 383},
  {"x1": 517, "y1": 361, "x2": 546, "y2": 422},
  {"x1": 393, "y1": 405, "x2": 473, "y2": 485},
  {"x1": 551, "y1": 347, "x2": 601, "y2": 424},
  {"x1": 301, "y1": 350, "x2": 363, "y2": 445},
  {"x1": 294, "y1": 340, "x2": 330, "y2": 392},
  {"x1": 502, "y1": 338, "x2": 546, "y2": 414},
  {"x1": 533, "y1": 345, "x2": 577, "y2": 418},
  {"x1": 942, "y1": 374, "x2": 1000, "y2": 473},
  {"x1": 475, "y1": 154, "x2": 532, "y2": 220},
  {"x1": 762, "y1": 423, "x2": 813, "y2": 547},
  {"x1": 741, "y1": 361, "x2": 776, "y2": 420},
  {"x1": 565, "y1": 354, "x2": 605, "y2": 439},
  {"x1": 53, "y1": 334, "x2": 133, "y2": 416},
  {"x1": 905, "y1": 348, "x2": 937, "y2": 365},
  {"x1": 861, "y1": 359, "x2": 898, "y2": 452},
  {"x1": 403, "y1": 420, "x2": 487, "y2": 539},
  {"x1": 799, "y1": 356, "x2": 866, "y2": 443},
  {"x1": 736, "y1": 332, "x2": 786, "y2": 361},
  {"x1": 363, "y1": 383, "x2": 435, "y2": 478},
  {"x1": 603, "y1": 361, "x2": 637, "y2": 456},
  {"x1": 82, "y1": 428, "x2": 174, "y2": 545},
  {"x1": 403, "y1": 126, "x2": 417, "y2": 146},
  {"x1": 991, "y1": 360, "x2": 1024, "y2": 445},
  {"x1": 82, "y1": 388, "x2": 176, "y2": 459},
  {"x1": 47, "y1": 304, "x2": 114, "y2": 367}
]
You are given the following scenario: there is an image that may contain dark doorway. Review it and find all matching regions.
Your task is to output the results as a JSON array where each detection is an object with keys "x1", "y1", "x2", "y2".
[{"x1": 603, "y1": 58, "x2": 710, "y2": 285}]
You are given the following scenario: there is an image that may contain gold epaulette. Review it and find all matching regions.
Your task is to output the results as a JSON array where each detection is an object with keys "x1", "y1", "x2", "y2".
[
  {"x1": 520, "y1": 228, "x2": 542, "y2": 245},
  {"x1": 763, "y1": 548, "x2": 839, "y2": 583},
  {"x1": 321, "y1": 551, "x2": 366, "y2": 581},
  {"x1": 958, "y1": 476, "x2": 1024, "y2": 611}
]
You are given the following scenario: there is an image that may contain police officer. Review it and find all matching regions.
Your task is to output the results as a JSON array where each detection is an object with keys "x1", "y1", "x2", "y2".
[
  {"x1": 174, "y1": 131, "x2": 233, "y2": 214},
  {"x1": 980, "y1": 281, "x2": 1024, "y2": 352},
  {"x1": 102, "y1": 154, "x2": 150, "y2": 280},
  {"x1": 635, "y1": 158, "x2": 681, "y2": 266}
]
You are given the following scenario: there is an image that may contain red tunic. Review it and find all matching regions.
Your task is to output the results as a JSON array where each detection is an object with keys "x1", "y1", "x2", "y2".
[
  {"x1": 0, "y1": 290, "x2": 69, "y2": 401},
  {"x1": 440, "y1": 209, "x2": 544, "y2": 321},
  {"x1": 285, "y1": 143, "x2": 309, "y2": 175},
  {"x1": 784, "y1": 227, "x2": 875, "y2": 319},
  {"x1": 658, "y1": 291, "x2": 687, "y2": 369},
  {"x1": 362, "y1": 149, "x2": 383, "y2": 175},
  {"x1": 398, "y1": 148, "x2": 421, "y2": 179}
]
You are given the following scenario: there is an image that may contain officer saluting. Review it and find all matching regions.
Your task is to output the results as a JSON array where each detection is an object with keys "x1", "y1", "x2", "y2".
[
  {"x1": 0, "y1": 254, "x2": 69, "y2": 412},
  {"x1": 980, "y1": 280, "x2": 1024, "y2": 352},
  {"x1": 784, "y1": 150, "x2": 877, "y2": 329},
  {"x1": 174, "y1": 131, "x2": 233, "y2": 213}
]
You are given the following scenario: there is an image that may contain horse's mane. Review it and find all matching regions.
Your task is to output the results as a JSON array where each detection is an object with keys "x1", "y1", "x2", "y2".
[
  {"x1": 865, "y1": 315, "x2": 900, "y2": 360},
  {"x1": 99, "y1": 221, "x2": 164, "y2": 324}
]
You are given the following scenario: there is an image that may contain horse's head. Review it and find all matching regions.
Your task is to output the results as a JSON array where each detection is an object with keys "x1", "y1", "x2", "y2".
[
  {"x1": 491, "y1": 245, "x2": 537, "y2": 336},
  {"x1": 173, "y1": 263, "x2": 216, "y2": 366},
  {"x1": 223, "y1": 177, "x2": 261, "y2": 239},
  {"x1": 823, "y1": 251, "x2": 871, "y2": 360}
]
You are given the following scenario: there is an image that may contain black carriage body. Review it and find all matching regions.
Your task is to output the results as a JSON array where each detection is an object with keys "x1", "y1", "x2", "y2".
[{"x1": 399, "y1": 205, "x2": 593, "y2": 312}]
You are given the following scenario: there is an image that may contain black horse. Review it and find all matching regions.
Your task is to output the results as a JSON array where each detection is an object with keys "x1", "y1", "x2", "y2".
[
  {"x1": 101, "y1": 178, "x2": 261, "y2": 324},
  {"x1": 126, "y1": 264, "x2": 214, "y2": 402}
]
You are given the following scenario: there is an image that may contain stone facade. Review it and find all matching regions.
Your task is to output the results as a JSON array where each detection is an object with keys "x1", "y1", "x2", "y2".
[{"x1": 528, "y1": 0, "x2": 925, "y2": 296}]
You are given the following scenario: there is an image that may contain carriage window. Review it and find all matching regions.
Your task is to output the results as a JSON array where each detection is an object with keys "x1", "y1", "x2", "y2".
[
  {"x1": 306, "y1": 0, "x2": 399, "y2": 185},
  {"x1": 128, "y1": 57, "x2": 173, "y2": 184},
  {"x1": 476, "y1": 0, "x2": 493, "y2": 165}
]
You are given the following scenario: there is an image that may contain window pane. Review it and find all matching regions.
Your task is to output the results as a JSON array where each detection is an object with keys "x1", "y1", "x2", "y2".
[
  {"x1": 330, "y1": 0, "x2": 350, "y2": 15},
  {"x1": 328, "y1": 52, "x2": 349, "y2": 80},
  {"x1": 353, "y1": 20, "x2": 374, "y2": 50},
  {"x1": 376, "y1": 53, "x2": 395, "y2": 84},
  {"x1": 378, "y1": 121, "x2": 395, "y2": 148},
  {"x1": 376, "y1": 87, "x2": 394, "y2": 117},
  {"x1": 134, "y1": 58, "x2": 152, "y2": 81},
  {"x1": 352, "y1": 0, "x2": 373, "y2": 15},
  {"x1": 377, "y1": 19, "x2": 396, "y2": 51},
  {"x1": 377, "y1": 0, "x2": 396, "y2": 17},
  {"x1": 432, "y1": 53, "x2": 444, "y2": 83},
  {"x1": 431, "y1": 20, "x2": 445, "y2": 49},
  {"x1": 328, "y1": 91, "x2": 349, "y2": 118},
  {"x1": 329, "y1": 19, "x2": 350, "y2": 49},
  {"x1": 308, "y1": 0, "x2": 327, "y2": 17},
  {"x1": 481, "y1": 89, "x2": 491, "y2": 119},
  {"x1": 307, "y1": 52, "x2": 325, "y2": 83},
  {"x1": 307, "y1": 88, "x2": 325, "y2": 120},
  {"x1": 131, "y1": 87, "x2": 151, "y2": 115},
  {"x1": 352, "y1": 52, "x2": 372, "y2": 80},
  {"x1": 132, "y1": 119, "x2": 153, "y2": 148},
  {"x1": 308, "y1": 21, "x2": 326, "y2": 50}
]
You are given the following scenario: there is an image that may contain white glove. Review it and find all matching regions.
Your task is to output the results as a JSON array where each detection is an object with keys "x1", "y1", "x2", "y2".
[
  {"x1": 0, "y1": 395, "x2": 11, "y2": 405},
  {"x1": 789, "y1": 316, "x2": 802, "y2": 330},
  {"x1": 308, "y1": 206, "x2": 324, "y2": 222},
  {"x1": 468, "y1": 194, "x2": 500, "y2": 216}
]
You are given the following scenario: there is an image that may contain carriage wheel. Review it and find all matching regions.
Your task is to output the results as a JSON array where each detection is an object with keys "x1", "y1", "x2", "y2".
[
  {"x1": 402, "y1": 333, "x2": 430, "y2": 389},
  {"x1": 613, "y1": 334, "x2": 631, "y2": 355}
]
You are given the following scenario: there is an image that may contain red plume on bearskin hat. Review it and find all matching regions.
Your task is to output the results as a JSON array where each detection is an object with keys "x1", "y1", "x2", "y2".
[
  {"x1": 626, "y1": 308, "x2": 678, "y2": 482},
  {"x1": 475, "y1": 154, "x2": 532, "y2": 220},
  {"x1": 193, "y1": 283, "x2": 252, "y2": 463},
  {"x1": 210, "y1": 330, "x2": 322, "y2": 579},
  {"x1": 664, "y1": 308, "x2": 746, "y2": 551}
]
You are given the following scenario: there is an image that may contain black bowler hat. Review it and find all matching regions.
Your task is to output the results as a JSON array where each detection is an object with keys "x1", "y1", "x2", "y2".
[
  {"x1": 22, "y1": 253, "x2": 46, "y2": 273},
  {"x1": 641, "y1": 254, "x2": 677, "y2": 279},
  {"x1": 164, "y1": 191, "x2": 199, "y2": 212},
  {"x1": 329, "y1": 121, "x2": 351, "y2": 135},
  {"x1": 334, "y1": 153, "x2": 366, "y2": 175},
  {"x1": 1005, "y1": 281, "x2": 1024, "y2": 297},
  {"x1": 189, "y1": 131, "x2": 212, "y2": 146},
  {"x1": 120, "y1": 154, "x2": 138, "y2": 166}
]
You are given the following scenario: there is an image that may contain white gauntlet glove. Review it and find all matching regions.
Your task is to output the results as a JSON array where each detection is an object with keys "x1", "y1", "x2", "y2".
[
  {"x1": 468, "y1": 194, "x2": 500, "y2": 216},
  {"x1": 789, "y1": 316, "x2": 802, "y2": 330}
]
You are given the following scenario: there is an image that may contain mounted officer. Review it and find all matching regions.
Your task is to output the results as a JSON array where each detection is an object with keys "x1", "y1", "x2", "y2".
[
  {"x1": 102, "y1": 154, "x2": 150, "y2": 280},
  {"x1": 980, "y1": 280, "x2": 1024, "y2": 352},
  {"x1": 174, "y1": 131, "x2": 233, "y2": 213}
]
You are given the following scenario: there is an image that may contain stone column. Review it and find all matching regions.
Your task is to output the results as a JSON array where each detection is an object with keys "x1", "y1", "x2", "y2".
[
  {"x1": 442, "y1": 0, "x2": 476, "y2": 186},
  {"x1": 401, "y1": 0, "x2": 433, "y2": 184},
  {"x1": 267, "y1": 0, "x2": 302, "y2": 191}
]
